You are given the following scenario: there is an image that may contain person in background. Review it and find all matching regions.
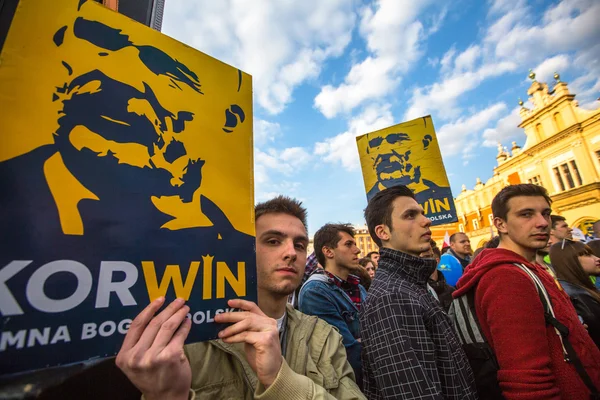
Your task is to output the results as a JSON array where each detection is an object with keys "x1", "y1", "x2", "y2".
[
  {"x1": 427, "y1": 246, "x2": 455, "y2": 312},
  {"x1": 356, "y1": 258, "x2": 374, "y2": 290},
  {"x1": 593, "y1": 221, "x2": 600, "y2": 240},
  {"x1": 586, "y1": 240, "x2": 600, "y2": 290},
  {"x1": 588, "y1": 240, "x2": 600, "y2": 257},
  {"x1": 549, "y1": 215, "x2": 573, "y2": 246},
  {"x1": 485, "y1": 236, "x2": 500, "y2": 249},
  {"x1": 438, "y1": 232, "x2": 472, "y2": 286},
  {"x1": 359, "y1": 257, "x2": 376, "y2": 280},
  {"x1": 550, "y1": 240, "x2": 600, "y2": 348},
  {"x1": 366, "y1": 251, "x2": 380, "y2": 268},
  {"x1": 299, "y1": 223, "x2": 367, "y2": 387}
]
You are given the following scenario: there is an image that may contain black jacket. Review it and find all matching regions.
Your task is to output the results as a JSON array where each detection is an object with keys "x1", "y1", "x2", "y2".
[
  {"x1": 428, "y1": 270, "x2": 456, "y2": 312},
  {"x1": 560, "y1": 280, "x2": 600, "y2": 349},
  {"x1": 360, "y1": 247, "x2": 477, "y2": 399}
]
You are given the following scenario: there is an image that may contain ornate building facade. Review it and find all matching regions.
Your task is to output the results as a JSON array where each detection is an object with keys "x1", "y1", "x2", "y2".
[
  {"x1": 432, "y1": 72, "x2": 600, "y2": 248},
  {"x1": 354, "y1": 225, "x2": 379, "y2": 257}
]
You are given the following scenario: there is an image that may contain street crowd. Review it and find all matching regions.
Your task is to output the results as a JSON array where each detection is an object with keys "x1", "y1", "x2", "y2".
[{"x1": 116, "y1": 183, "x2": 600, "y2": 399}]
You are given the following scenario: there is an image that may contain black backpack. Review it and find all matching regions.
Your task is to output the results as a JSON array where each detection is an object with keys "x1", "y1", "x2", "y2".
[{"x1": 449, "y1": 263, "x2": 600, "y2": 400}]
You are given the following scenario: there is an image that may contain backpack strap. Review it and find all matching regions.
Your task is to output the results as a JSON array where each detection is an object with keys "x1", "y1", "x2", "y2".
[{"x1": 514, "y1": 263, "x2": 600, "y2": 398}]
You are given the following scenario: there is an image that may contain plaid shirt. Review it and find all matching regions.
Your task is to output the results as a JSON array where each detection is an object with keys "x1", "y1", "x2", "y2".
[
  {"x1": 321, "y1": 270, "x2": 363, "y2": 310},
  {"x1": 360, "y1": 247, "x2": 478, "y2": 400},
  {"x1": 302, "y1": 252, "x2": 321, "y2": 283}
]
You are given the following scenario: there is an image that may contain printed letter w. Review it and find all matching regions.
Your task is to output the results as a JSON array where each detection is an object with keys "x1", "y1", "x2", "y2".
[{"x1": 141, "y1": 261, "x2": 200, "y2": 301}]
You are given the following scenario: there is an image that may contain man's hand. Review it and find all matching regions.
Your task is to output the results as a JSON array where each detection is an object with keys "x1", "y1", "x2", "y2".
[
  {"x1": 116, "y1": 297, "x2": 192, "y2": 400},
  {"x1": 215, "y1": 299, "x2": 283, "y2": 388}
]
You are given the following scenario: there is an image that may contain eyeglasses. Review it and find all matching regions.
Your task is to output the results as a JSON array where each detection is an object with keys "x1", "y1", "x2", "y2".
[{"x1": 368, "y1": 133, "x2": 410, "y2": 148}]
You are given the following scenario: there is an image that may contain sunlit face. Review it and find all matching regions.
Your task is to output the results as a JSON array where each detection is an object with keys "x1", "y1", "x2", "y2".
[
  {"x1": 327, "y1": 231, "x2": 361, "y2": 271},
  {"x1": 552, "y1": 220, "x2": 573, "y2": 241},
  {"x1": 378, "y1": 196, "x2": 432, "y2": 256},
  {"x1": 450, "y1": 233, "x2": 472, "y2": 257},
  {"x1": 365, "y1": 262, "x2": 376, "y2": 279},
  {"x1": 579, "y1": 253, "x2": 600, "y2": 276},
  {"x1": 495, "y1": 196, "x2": 551, "y2": 253},
  {"x1": 255, "y1": 213, "x2": 308, "y2": 297}
]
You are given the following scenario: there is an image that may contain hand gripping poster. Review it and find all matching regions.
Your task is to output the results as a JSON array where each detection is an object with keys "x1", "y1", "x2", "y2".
[
  {"x1": 356, "y1": 116, "x2": 458, "y2": 225},
  {"x1": 0, "y1": 0, "x2": 255, "y2": 375}
]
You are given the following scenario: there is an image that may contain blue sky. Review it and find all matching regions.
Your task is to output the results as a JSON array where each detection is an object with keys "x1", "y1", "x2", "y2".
[{"x1": 162, "y1": 0, "x2": 600, "y2": 236}]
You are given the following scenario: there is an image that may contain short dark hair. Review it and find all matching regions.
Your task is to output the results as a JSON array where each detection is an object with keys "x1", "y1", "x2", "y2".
[
  {"x1": 449, "y1": 232, "x2": 467, "y2": 243},
  {"x1": 587, "y1": 239, "x2": 600, "y2": 257},
  {"x1": 485, "y1": 236, "x2": 500, "y2": 248},
  {"x1": 314, "y1": 223, "x2": 355, "y2": 267},
  {"x1": 550, "y1": 215, "x2": 566, "y2": 229},
  {"x1": 255, "y1": 195, "x2": 308, "y2": 230},
  {"x1": 491, "y1": 184, "x2": 552, "y2": 221},
  {"x1": 364, "y1": 185, "x2": 415, "y2": 247},
  {"x1": 366, "y1": 251, "x2": 379, "y2": 260},
  {"x1": 431, "y1": 246, "x2": 441, "y2": 259}
]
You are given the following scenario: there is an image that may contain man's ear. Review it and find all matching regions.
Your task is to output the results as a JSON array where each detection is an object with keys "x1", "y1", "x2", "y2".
[
  {"x1": 322, "y1": 246, "x2": 335, "y2": 260},
  {"x1": 374, "y1": 224, "x2": 390, "y2": 243},
  {"x1": 494, "y1": 217, "x2": 508, "y2": 235}
]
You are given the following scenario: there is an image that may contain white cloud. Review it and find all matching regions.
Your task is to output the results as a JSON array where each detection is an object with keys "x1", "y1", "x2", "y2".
[
  {"x1": 405, "y1": 0, "x2": 600, "y2": 130},
  {"x1": 437, "y1": 102, "x2": 507, "y2": 158},
  {"x1": 162, "y1": 0, "x2": 356, "y2": 114},
  {"x1": 314, "y1": 0, "x2": 436, "y2": 118},
  {"x1": 254, "y1": 119, "x2": 281, "y2": 146},
  {"x1": 254, "y1": 145, "x2": 312, "y2": 203},
  {"x1": 255, "y1": 147, "x2": 312, "y2": 181},
  {"x1": 314, "y1": 103, "x2": 395, "y2": 170},
  {"x1": 454, "y1": 45, "x2": 481, "y2": 73},
  {"x1": 404, "y1": 60, "x2": 517, "y2": 121},
  {"x1": 482, "y1": 106, "x2": 523, "y2": 147},
  {"x1": 487, "y1": 0, "x2": 600, "y2": 65},
  {"x1": 531, "y1": 55, "x2": 570, "y2": 83}
]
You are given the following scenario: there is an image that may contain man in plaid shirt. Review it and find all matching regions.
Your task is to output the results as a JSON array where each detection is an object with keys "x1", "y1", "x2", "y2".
[
  {"x1": 360, "y1": 185, "x2": 477, "y2": 399},
  {"x1": 299, "y1": 223, "x2": 367, "y2": 388}
]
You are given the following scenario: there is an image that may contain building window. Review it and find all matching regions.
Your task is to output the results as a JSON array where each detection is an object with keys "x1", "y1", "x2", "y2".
[
  {"x1": 527, "y1": 175, "x2": 543, "y2": 186},
  {"x1": 570, "y1": 161, "x2": 582, "y2": 186},
  {"x1": 535, "y1": 123, "x2": 544, "y2": 138},
  {"x1": 459, "y1": 224, "x2": 464, "y2": 233},
  {"x1": 553, "y1": 112, "x2": 564, "y2": 131},
  {"x1": 473, "y1": 220, "x2": 479, "y2": 230},
  {"x1": 488, "y1": 214, "x2": 494, "y2": 226},
  {"x1": 553, "y1": 160, "x2": 583, "y2": 191},
  {"x1": 596, "y1": 150, "x2": 600, "y2": 165}
]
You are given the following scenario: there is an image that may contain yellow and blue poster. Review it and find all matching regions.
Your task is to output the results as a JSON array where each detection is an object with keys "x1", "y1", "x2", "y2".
[
  {"x1": 356, "y1": 116, "x2": 458, "y2": 225},
  {"x1": 0, "y1": 0, "x2": 255, "y2": 375}
]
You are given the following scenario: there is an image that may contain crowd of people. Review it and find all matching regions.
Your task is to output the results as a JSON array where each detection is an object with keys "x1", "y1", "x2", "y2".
[{"x1": 114, "y1": 183, "x2": 600, "y2": 399}]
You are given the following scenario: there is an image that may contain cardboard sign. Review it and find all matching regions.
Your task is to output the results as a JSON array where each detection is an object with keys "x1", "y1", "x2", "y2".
[
  {"x1": 356, "y1": 116, "x2": 458, "y2": 225},
  {"x1": 0, "y1": 0, "x2": 256, "y2": 375}
]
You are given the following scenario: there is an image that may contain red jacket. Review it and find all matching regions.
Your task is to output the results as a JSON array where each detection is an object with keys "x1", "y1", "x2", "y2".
[{"x1": 454, "y1": 248, "x2": 600, "y2": 400}]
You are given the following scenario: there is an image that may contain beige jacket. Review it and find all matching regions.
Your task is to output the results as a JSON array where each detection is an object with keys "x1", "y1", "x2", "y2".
[{"x1": 184, "y1": 304, "x2": 365, "y2": 400}]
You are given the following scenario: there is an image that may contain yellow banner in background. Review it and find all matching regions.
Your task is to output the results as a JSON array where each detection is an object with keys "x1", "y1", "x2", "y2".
[{"x1": 356, "y1": 116, "x2": 458, "y2": 224}]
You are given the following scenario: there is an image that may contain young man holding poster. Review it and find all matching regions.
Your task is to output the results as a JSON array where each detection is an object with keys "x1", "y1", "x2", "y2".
[
  {"x1": 116, "y1": 196, "x2": 365, "y2": 400},
  {"x1": 360, "y1": 185, "x2": 477, "y2": 399}
]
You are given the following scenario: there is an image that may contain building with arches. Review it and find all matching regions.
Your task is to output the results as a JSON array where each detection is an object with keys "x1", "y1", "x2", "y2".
[{"x1": 432, "y1": 72, "x2": 600, "y2": 248}]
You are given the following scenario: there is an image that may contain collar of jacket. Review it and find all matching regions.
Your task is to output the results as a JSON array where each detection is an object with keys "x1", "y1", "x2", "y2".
[
  {"x1": 449, "y1": 248, "x2": 470, "y2": 263},
  {"x1": 379, "y1": 247, "x2": 437, "y2": 285}
]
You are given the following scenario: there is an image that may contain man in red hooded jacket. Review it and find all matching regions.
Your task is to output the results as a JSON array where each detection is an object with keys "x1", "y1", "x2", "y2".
[{"x1": 454, "y1": 183, "x2": 600, "y2": 400}]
